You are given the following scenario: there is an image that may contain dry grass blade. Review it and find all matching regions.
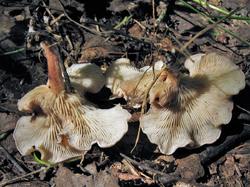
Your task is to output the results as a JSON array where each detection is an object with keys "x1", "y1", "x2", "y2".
[
  {"x1": 130, "y1": 67, "x2": 167, "y2": 153},
  {"x1": 58, "y1": 0, "x2": 101, "y2": 36},
  {"x1": 181, "y1": 8, "x2": 239, "y2": 52},
  {"x1": 179, "y1": 0, "x2": 250, "y2": 46}
]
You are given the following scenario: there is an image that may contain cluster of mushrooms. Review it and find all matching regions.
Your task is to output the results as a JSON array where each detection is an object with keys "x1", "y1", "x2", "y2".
[{"x1": 13, "y1": 42, "x2": 245, "y2": 163}]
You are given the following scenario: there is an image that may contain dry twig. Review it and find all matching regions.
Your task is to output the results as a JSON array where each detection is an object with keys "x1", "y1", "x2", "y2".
[
  {"x1": 120, "y1": 153, "x2": 179, "y2": 185},
  {"x1": 199, "y1": 124, "x2": 250, "y2": 165},
  {"x1": 0, "y1": 144, "x2": 27, "y2": 174},
  {"x1": 0, "y1": 167, "x2": 49, "y2": 187}
]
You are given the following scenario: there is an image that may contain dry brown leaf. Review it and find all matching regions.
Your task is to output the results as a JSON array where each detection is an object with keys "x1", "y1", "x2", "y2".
[
  {"x1": 128, "y1": 24, "x2": 144, "y2": 38},
  {"x1": 79, "y1": 36, "x2": 117, "y2": 63},
  {"x1": 176, "y1": 154, "x2": 204, "y2": 180},
  {"x1": 55, "y1": 165, "x2": 119, "y2": 187},
  {"x1": 55, "y1": 166, "x2": 86, "y2": 187},
  {"x1": 79, "y1": 47, "x2": 109, "y2": 63},
  {"x1": 155, "y1": 37, "x2": 174, "y2": 52},
  {"x1": 219, "y1": 155, "x2": 236, "y2": 178}
]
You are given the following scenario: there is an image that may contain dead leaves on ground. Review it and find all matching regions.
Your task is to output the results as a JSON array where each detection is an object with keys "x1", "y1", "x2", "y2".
[{"x1": 55, "y1": 164, "x2": 119, "y2": 187}]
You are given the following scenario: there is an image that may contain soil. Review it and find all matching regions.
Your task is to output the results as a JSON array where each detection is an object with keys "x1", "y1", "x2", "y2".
[{"x1": 0, "y1": 0, "x2": 250, "y2": 186}]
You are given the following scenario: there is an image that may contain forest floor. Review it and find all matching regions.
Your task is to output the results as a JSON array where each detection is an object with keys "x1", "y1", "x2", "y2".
[{"x1": 0, "y1": 0, "x2": 250, "y2": 186}]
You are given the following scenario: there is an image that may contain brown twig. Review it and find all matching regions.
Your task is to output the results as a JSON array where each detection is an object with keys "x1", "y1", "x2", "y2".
[
  {"x1": 42, "y1": 1, "x2": 75, "y2": 60},
  {"x1": 120, "y1": 153, "x2": 179, "y2": 185},
  {"x1": 58, "y1": 0, "x2": 102, "y2": 36},
  {"x1": 0, "y1": 143, "x2": 27, "y2": 174},
  {"x1": 42, "y1": 1, "x2": 57, "y2": 25},
  {"x1": 121, "y1": 159, "x2": 154, "y2": 184},
  {"x1": 133, "y1": 19, "x2": 146, "y2": 30},
  {"x1": 0, "y1": 167, "x2": 49, "y2": 187},
  {"x1": 60, "y1": 47, "x2": 78, "y2": 66},
  {"x1": 50, "y1": 14, "x2": 64, "y2": 26},
  {"x1": 199, "y1": 124, "x2": 250, "y2": 165},
  {"x1": 122, "y1": 159, "x2": 141, "y2": 177},
  {"x1": 168, "y1": 33, "x2": 193, "y2": 61}
]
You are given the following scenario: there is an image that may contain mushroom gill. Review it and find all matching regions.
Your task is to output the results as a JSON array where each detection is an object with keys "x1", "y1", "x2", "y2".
[
  {"x1": 140, "y1": 53, "x2": 245, "y2": 154},
  {"x1": 13, "y1": 43, "x2": 130, "y2": 163}
]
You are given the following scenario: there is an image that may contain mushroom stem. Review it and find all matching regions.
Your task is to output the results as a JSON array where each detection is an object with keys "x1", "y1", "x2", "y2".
[{"x1": 41, "y1": 42, "x2": 65, "y2": 94}]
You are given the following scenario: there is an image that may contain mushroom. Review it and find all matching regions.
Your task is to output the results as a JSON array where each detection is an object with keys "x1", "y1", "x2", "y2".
[
  {"x1": 13, "y1": 42, "x2": 131, "y2": 163},
  {"x1": 140, "y1": 53, "x2": 245, "y2": 154},
  {"x1": 106, "y1": 58, "x2": 142, "y2": 96},
  {"x1": 67, "y1": 63, "x2": 105, "y2": 94},
  {"x1": 105, "y1": 58, "x2": 164, "y2": 105}
]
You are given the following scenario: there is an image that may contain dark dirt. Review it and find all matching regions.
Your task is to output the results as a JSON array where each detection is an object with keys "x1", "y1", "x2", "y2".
[{"x1": 0, "y1": 0, "x2": 250, "y2": 186}]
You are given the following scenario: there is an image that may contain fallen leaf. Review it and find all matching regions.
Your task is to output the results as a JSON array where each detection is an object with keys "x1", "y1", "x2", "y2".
[
  {"x1": 79, "y1": 36, "x2": 116, "y2": 63},
  {"x1": 55, "y1": 165, "x2": 119, "y2": 187},
  {"x1": 156, "y1": 37, "x2": 174, "y2": 52},
  {"x1": 176, "y1": 154, "x2": 204, "y2": 181},
  {"x1": 55, "y1": 166, "x2": 87, "y2": 187},
  {"x1": 219, "y1": 155, "x2": 235, "y2": 178},
  {"x1": 128, "y1": 24, "x2": 144, "y2": 38}
]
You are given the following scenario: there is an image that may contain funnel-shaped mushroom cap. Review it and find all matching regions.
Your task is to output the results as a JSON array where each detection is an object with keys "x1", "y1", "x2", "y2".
[
  {"x1": 140, "y1": 53, "x2": 245, "y2": 154},
  {"x1": 105, "y1": 58, "x2": 164, "y2": 104},
  {"x1": 14, "y1": 43, "x2": 130, "y2": 163},
  {"x1": 67, "y1": 63, "x2": 105, "y2": 94},
  {"x1": 185, "y1": 53, "x2": 245, "y2": 95},
  {"x1": 105, "y1": 58, "x2": 142, "y2": 95},
  {"x1": 119, "y1": 66, "x2": 169, "y2": 106}
]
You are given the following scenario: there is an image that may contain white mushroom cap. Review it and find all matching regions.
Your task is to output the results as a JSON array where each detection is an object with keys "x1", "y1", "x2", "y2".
[
  {"x1": 140, "y1": 53, "x2": 245, "y2": 154},
  {"x1": 105, "y1": 58, "x2": 165, "y2": 104},
  {"x1": 13, "y1": 43, "x2": 130, "y2": 163},
  {"x1": 185, "y1": 53, "x2": 245, "y2": 95},
  {"x1": 105, "y1": 58, "x2": 142, "y2": 95},
  {"x1": 67, "y1": 63, "x2": 105, "y2": 94},
  {"x1": 118, "y1": 67, "x2": 168, "y2": 106}
]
